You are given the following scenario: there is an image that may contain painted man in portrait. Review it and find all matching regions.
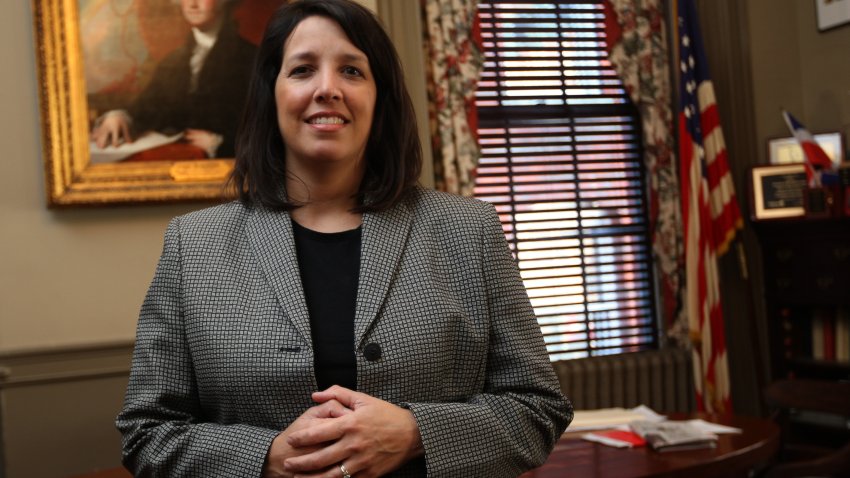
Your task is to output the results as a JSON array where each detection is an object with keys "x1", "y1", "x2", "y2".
[{"x1": 87, "y1": 0, "x2": 260, "y2": 159}]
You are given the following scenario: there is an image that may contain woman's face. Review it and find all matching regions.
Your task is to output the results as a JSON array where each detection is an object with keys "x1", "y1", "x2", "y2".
[{"x1": 275, "y1": 16, "x2": 377, "y2": 172}]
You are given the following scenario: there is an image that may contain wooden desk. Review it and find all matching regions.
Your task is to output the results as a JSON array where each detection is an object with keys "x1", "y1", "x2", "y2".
[{"x1": 523, "y1": 413, "x2": 780, "y2": 478}]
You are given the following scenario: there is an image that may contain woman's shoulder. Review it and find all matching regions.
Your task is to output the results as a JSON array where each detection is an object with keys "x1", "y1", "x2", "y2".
[
  {"x1": 170, "y1": 201, "x2": 252, "y2": 238},
  {"x1": 409, "y1": 187, "x2": 495, "y2": 218},
  {"x1": 406, "y1": 187, "x2": 498, "y2": 233}
]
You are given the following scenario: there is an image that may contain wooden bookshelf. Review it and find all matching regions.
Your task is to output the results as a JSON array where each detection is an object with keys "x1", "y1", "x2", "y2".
[{"x1": 755, "y1": 218, "x2": 850, "y2": 381}]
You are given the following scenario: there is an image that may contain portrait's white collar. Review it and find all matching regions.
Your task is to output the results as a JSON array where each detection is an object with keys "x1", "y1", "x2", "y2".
[{"x1": 191, "y1": 20, "x2": 222, "y2": 50}]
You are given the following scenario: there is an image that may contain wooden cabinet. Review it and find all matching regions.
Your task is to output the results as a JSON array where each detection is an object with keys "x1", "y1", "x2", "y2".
[{"x1": 756, "y1": 219, "x2": 850, "y2": 381}]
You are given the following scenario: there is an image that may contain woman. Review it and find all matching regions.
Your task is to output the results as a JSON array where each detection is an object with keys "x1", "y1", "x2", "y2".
[{"x1": 116, "y1": 1, "x2": 572, "y2": 477}]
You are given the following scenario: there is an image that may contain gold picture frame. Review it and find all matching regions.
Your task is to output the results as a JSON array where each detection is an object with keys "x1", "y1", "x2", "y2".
[{"x1": 32, "y1": 0, "x2": 279, "y2": 207}]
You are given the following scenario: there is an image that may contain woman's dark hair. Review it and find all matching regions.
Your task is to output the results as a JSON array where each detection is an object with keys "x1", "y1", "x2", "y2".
[{"x1": 228, "y1": 0, "x2": 422, "y2": 212}]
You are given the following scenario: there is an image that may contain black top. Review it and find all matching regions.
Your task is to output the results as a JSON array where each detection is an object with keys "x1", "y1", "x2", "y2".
[{"x1": 292, "y1": 220, "x2": 361, "y2": 391}]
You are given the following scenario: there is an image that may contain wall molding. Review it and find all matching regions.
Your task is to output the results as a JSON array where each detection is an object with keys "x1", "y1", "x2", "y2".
[
  {"x1": 0, "y1": 340, "x2": 132, "y2": 477},
  {"x1": 0, "y1": 340, "x2": 133, "y2": 389}
]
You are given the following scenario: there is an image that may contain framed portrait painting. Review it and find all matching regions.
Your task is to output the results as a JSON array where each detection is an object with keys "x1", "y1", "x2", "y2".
[{"x1": 33, "y1": 0, "x2": 286, "y2": 206}]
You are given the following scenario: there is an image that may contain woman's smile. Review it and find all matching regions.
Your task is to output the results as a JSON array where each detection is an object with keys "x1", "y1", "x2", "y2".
[{"x1": 306, "y1": 111, "x2": 349, "y2": 130}]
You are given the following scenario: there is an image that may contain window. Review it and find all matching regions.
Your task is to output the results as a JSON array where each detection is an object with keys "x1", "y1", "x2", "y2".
[{"x1": 475, "y1": 1, "x2": 657, "y2": 360}]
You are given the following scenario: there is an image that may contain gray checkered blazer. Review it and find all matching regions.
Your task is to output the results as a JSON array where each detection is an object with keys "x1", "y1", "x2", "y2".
[{"x1": 117, "y1": 188, "x2": 572, "y2": 477}]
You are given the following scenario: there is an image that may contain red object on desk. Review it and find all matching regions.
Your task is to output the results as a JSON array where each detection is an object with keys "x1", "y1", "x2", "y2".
[
  {"x1": 122, "y1": 143, "x2": 207, "y2": 162},
  {"x1": 524, "y1": 413, "x2": 780, "y2": 478},
  {"x1": 585, "y1": 429, "x2": 647, "y2": 447}
]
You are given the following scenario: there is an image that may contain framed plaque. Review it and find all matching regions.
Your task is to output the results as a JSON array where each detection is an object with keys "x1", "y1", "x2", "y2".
[{"x1": 750, "y1": 164, "x2": 807, "y2": 220}]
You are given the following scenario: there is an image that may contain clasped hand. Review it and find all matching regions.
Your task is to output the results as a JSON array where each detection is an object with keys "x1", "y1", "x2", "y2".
[{"x1": 264, "y1": 386, "x2": 423, "y2": 478}]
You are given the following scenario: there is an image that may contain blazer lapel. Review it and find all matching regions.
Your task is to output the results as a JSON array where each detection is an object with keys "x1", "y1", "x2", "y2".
[
  {"x1": 245, "y1": 207, "x2": 312, "y2": 344},
  {"x1": 355, "y1": 200, "x2": 413, "y2": 347}
]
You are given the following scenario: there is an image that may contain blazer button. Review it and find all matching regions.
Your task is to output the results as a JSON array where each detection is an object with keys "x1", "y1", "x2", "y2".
[{"x1": 363, "y1": 343, "x2": 382, "y2": 362}]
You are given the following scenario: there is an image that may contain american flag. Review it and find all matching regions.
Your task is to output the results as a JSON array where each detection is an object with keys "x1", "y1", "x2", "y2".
[{"x1": 677, "y1": 0, "x2": 742, "y2": 413}]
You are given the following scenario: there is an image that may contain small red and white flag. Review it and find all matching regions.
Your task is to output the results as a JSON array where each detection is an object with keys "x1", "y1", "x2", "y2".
[{"x1": 781, "y1": 110, "x2": 835, "y2": 186}]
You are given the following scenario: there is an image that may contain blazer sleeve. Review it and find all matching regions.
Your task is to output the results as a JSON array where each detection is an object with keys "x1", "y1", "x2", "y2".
[
  {"x1": 116, "y1": 218, "x2": 280, "y2": 477},
  {"x1": 403, "y1": 202, "x2": 573, "y2": 476}
]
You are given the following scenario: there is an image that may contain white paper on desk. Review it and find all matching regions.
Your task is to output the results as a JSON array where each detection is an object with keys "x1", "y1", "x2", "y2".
[
  {"x1": 684, "y1": 419, "x2": 742, "y2": 434},
  {"x1": 89, "y1": 132, "x2": 184, "y2": 163},
  {"x1": 567, "y1": 405, "x2": 666, "y2": 432},
  {"x1": 581, "y1": 431, "x2": 634, "y2": 448}
]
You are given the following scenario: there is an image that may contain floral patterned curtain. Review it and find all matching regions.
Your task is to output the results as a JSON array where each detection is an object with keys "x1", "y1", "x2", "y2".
[
  {"x1": 421, "y1": 0, "x2": 484, "y2": 196},
  {"x1": 604, "y1": 0, "x2": 686, "y2": 343}
]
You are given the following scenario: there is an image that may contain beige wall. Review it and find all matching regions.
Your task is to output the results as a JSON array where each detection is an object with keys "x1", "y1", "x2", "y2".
[
  {"x1": 749, "y1": 0, "x2": 850, "y2": 162},
  {"x1": 1, "y1": 4, "x2": 198, "y2": 472},
  {"x1": 0, "y1": 2, "x2": 200, "y2": 353}
]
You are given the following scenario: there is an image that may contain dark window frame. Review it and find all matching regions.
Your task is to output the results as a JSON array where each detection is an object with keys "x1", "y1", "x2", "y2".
[{"x1": 475, "y1": 0, "x2": 658, "y2": 360}]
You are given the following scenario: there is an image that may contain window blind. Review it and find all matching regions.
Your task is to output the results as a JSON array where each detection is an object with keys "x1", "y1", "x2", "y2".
[{"x1": 475, "y1": 0, "x2": 658, "y2": 360}]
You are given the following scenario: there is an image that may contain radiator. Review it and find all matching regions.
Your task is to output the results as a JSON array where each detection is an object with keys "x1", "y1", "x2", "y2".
[{"x1": 553, "y1": 349, "x2": 695, "y2": 413}]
